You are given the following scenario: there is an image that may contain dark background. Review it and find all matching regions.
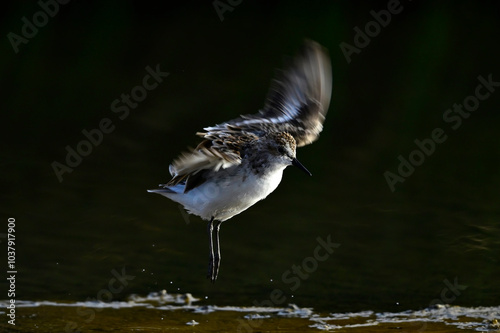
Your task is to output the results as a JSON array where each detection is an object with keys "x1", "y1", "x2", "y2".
[{"x1": 1, "y1": 1, "x2": 499, "y2": 313}]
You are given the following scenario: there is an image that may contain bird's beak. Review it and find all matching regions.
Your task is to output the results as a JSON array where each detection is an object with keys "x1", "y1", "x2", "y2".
[{"x1": 292, "y1": 158, "x2": 312, "y2": 176}]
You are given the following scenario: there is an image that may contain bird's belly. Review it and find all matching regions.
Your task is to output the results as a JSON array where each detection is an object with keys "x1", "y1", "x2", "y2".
[{"x1": 180, "y1": 168, "x2": 285, "y2": 221}]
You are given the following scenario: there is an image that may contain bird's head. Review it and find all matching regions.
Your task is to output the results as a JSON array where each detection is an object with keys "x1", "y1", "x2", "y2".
[{"x1": 268, "y1": 132, "x2": 311, "y2": 176}]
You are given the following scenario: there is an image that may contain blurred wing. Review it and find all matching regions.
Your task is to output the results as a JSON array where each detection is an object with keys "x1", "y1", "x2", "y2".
[
  {"x1": 204, "y1": 40, "x2": 332, "y2": 147},
  {"x1": 167, "y1": 129, "x2": 258, "y2": 190}
]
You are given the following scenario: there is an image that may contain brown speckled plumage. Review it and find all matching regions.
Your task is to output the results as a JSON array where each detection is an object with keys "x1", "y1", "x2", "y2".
[{"x1": 164, "y1": 41, "x2": 331, "y2": 193}]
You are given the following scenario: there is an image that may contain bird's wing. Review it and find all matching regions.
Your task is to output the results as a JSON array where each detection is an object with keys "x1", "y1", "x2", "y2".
[
  {"x1": 167, "y1": 127, "x2": 258, "y2": 190},
  {"x1": 202, "y1": 40, "x2": 332, "y2": 147},
  {"x1": 166, "y1": 41, "x2": 330, "y2": 191}
]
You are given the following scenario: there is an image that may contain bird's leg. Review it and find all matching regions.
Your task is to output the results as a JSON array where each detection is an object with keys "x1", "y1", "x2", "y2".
[
  {"x1": 207, "y1": 217, "x2": 214, "y2": 281},
  {"x1": 212, "y1": 220, "x2": 222, "y2": 282}
]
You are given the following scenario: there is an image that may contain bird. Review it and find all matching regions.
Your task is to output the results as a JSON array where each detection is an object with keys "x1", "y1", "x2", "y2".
[{"x1": 148, "y1": 40, "x2": 332, "y2": 282}]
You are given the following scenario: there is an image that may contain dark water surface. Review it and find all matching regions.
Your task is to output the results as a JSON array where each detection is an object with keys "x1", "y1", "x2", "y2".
[{"x1": 1, "y1": 1, "x2": 499, "y2": 332}]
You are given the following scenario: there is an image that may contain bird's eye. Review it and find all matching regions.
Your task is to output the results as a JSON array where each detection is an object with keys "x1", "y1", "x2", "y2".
[{"x1": 278, "y1": 147, "x2": 285, "y2": 154}]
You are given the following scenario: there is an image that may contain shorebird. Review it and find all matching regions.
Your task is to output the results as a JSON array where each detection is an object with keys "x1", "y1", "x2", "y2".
[{"x1": 149, "y1": 40, "x2": 332, "y2": 282}]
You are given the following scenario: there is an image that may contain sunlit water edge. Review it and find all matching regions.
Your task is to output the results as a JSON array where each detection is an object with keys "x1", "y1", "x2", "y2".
[{"x1": 1, "y1": 291, "x2": 499, "y2": 332}]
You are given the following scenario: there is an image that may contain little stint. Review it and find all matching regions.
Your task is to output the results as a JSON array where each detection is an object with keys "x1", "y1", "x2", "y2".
[{"x1": 149, "y1": 40, "x2": 332, "y2": 282}]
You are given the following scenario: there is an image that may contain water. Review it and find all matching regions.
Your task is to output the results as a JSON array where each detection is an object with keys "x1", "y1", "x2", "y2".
[
  {"x1": 1, "y1": 1, "x2": 499, "y2": 332},
  {"x1": 2, "y1": 298, "x2": 500, "y2": 332}
]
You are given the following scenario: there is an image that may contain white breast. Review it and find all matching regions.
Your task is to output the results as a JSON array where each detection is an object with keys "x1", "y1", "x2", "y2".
[{"x1": 171, "y1": 166, "x2": 286, "y2": 222}]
